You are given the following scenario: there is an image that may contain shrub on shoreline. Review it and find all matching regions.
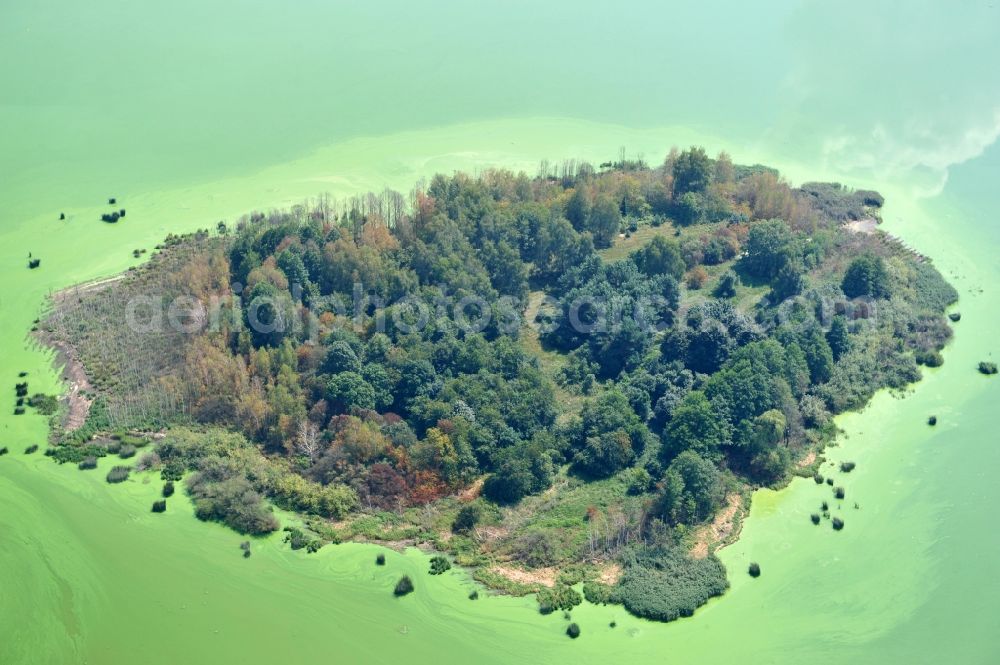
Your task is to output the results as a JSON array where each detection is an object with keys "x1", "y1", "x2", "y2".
[
  {"x1": 283, "y1": 527, "x2": 321, "y2": 553},
  {"x1": 615, "y1": 548, "x2": 728, "y2": 622},
  {"x1": 537, "y1": 584, "x2": 583, "y2": 615},
  {"x1": 429, "y1": 555, "x2": 451, "y2": 575},
  {"x1": 915, "y1": 350, "x2": 944, "y2": 367}
]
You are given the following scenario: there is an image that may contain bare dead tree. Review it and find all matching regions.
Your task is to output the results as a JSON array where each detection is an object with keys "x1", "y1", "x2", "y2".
[{"x1": 295, "y1": 420, "x2": 321, "y2": 464}]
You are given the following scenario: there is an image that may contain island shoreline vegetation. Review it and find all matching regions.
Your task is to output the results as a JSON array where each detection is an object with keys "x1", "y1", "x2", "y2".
[{"x1": 33, "y1": 146, "x2": 957, "y2": 624}]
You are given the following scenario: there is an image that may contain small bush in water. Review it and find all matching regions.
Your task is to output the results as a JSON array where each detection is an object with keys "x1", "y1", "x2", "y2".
[
  {"x1": 162, "y1": 481, "x2": 175, "y2": 497},
  {"x1": 106, "y1": 466, "x2": 130, "y2": 483},
  {"x1": 394, "y1": 575, "x2": 414, "y2": 596},
  {"x1": 151, "y1": 500, "x2": 167, "y2": 513},
  {"x1": 832, "y1": 517, "x2": 845, "y2": 531},
  {"x1": 566, "y1": 623, "x2": 581, "y2": 639},
  {"x1": 376, "y1": 553, "x2": 386, "y2": 566},
  {"x1": 78, "y1": 456, "x2": 98, "y2": 470},
  {"x1": 748, "y1": 562, "x2": 761, "y2": 578}
]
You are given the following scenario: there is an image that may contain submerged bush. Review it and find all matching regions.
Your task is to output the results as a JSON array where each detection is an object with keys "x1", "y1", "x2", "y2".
[
  {"x1": 106, "y1": 466, "x2": 130, "y2": 483},
  {"x1": 78, "y1": 456, "x2": 98, "y2": 470},
  {"x1": 821, "y1": 501, "x2": 829, "y2": 512},
  {"x1": 839, "y1": 461, "x2": 856, "y2": 473},
  {"x1": 394, "y1": 575, "x2": 414, "y2": 596},
  {"x1": 810, "y1": 513, "x2": 821, "y2": 525},
  {"x1": 949, "y1": 312, "x2": 961, "y2": 322},
  {"x1": 376, "y1": 553, "x2": 386, "y2": 566},
  {"x1": 978, "y1": 361, "x2": 998, "y2": 375},
  {"x1": 240, "y1": 541, "x2": 252, "y2": 558},
  {"x1": 825, "y1": 477, "x2": 834, "y2": 486},
  {"x1": 834, "y1": 487, "x2": 845, "y2": 500},
  {"x1": 832, "y1": 517, "x2": 844, "y2": 530},
  {"x1": 429, "y1": 555, "x2": 452, "y2": 575},
  {"x1": 162, "y1": 481, "x2": 175, "y2": 497},
  {"x1": 24, "y1": 444, "x2": 39, "y2": 454},
  {"x1": 813, "y1": 474, "x2": 824, "y2": 484},
  {"x1": 748, "y1": 562, "x2": 761, "y2": 578},
  {"x1": 566, "y1": 623, "x2": 581, "y2": 639},
  {"x1": 151, "y1": 500, "x2": 167, "y2": 513},
  {"x1": 469, "y1": 590, "x2": 479, "y2": 600},
  {"x1": 0, "y1": 447, "x2": 8, "y2": 456},
  {"x1": 928, "y1": 415, "x2": 938, "y2": 426}
]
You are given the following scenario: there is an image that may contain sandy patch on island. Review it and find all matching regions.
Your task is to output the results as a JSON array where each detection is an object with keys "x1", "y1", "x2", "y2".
[
  {"x1": 489, "y1": 565, "x2": 557, "y2": 588},
  {"x1": 690, "y1": 493, "x2": 743, "y2": 559}
]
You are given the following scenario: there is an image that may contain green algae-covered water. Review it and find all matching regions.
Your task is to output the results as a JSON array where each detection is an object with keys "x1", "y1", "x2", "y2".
[{"x1": 2, "y1": 2, "x2": 998, "y2": 663}]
